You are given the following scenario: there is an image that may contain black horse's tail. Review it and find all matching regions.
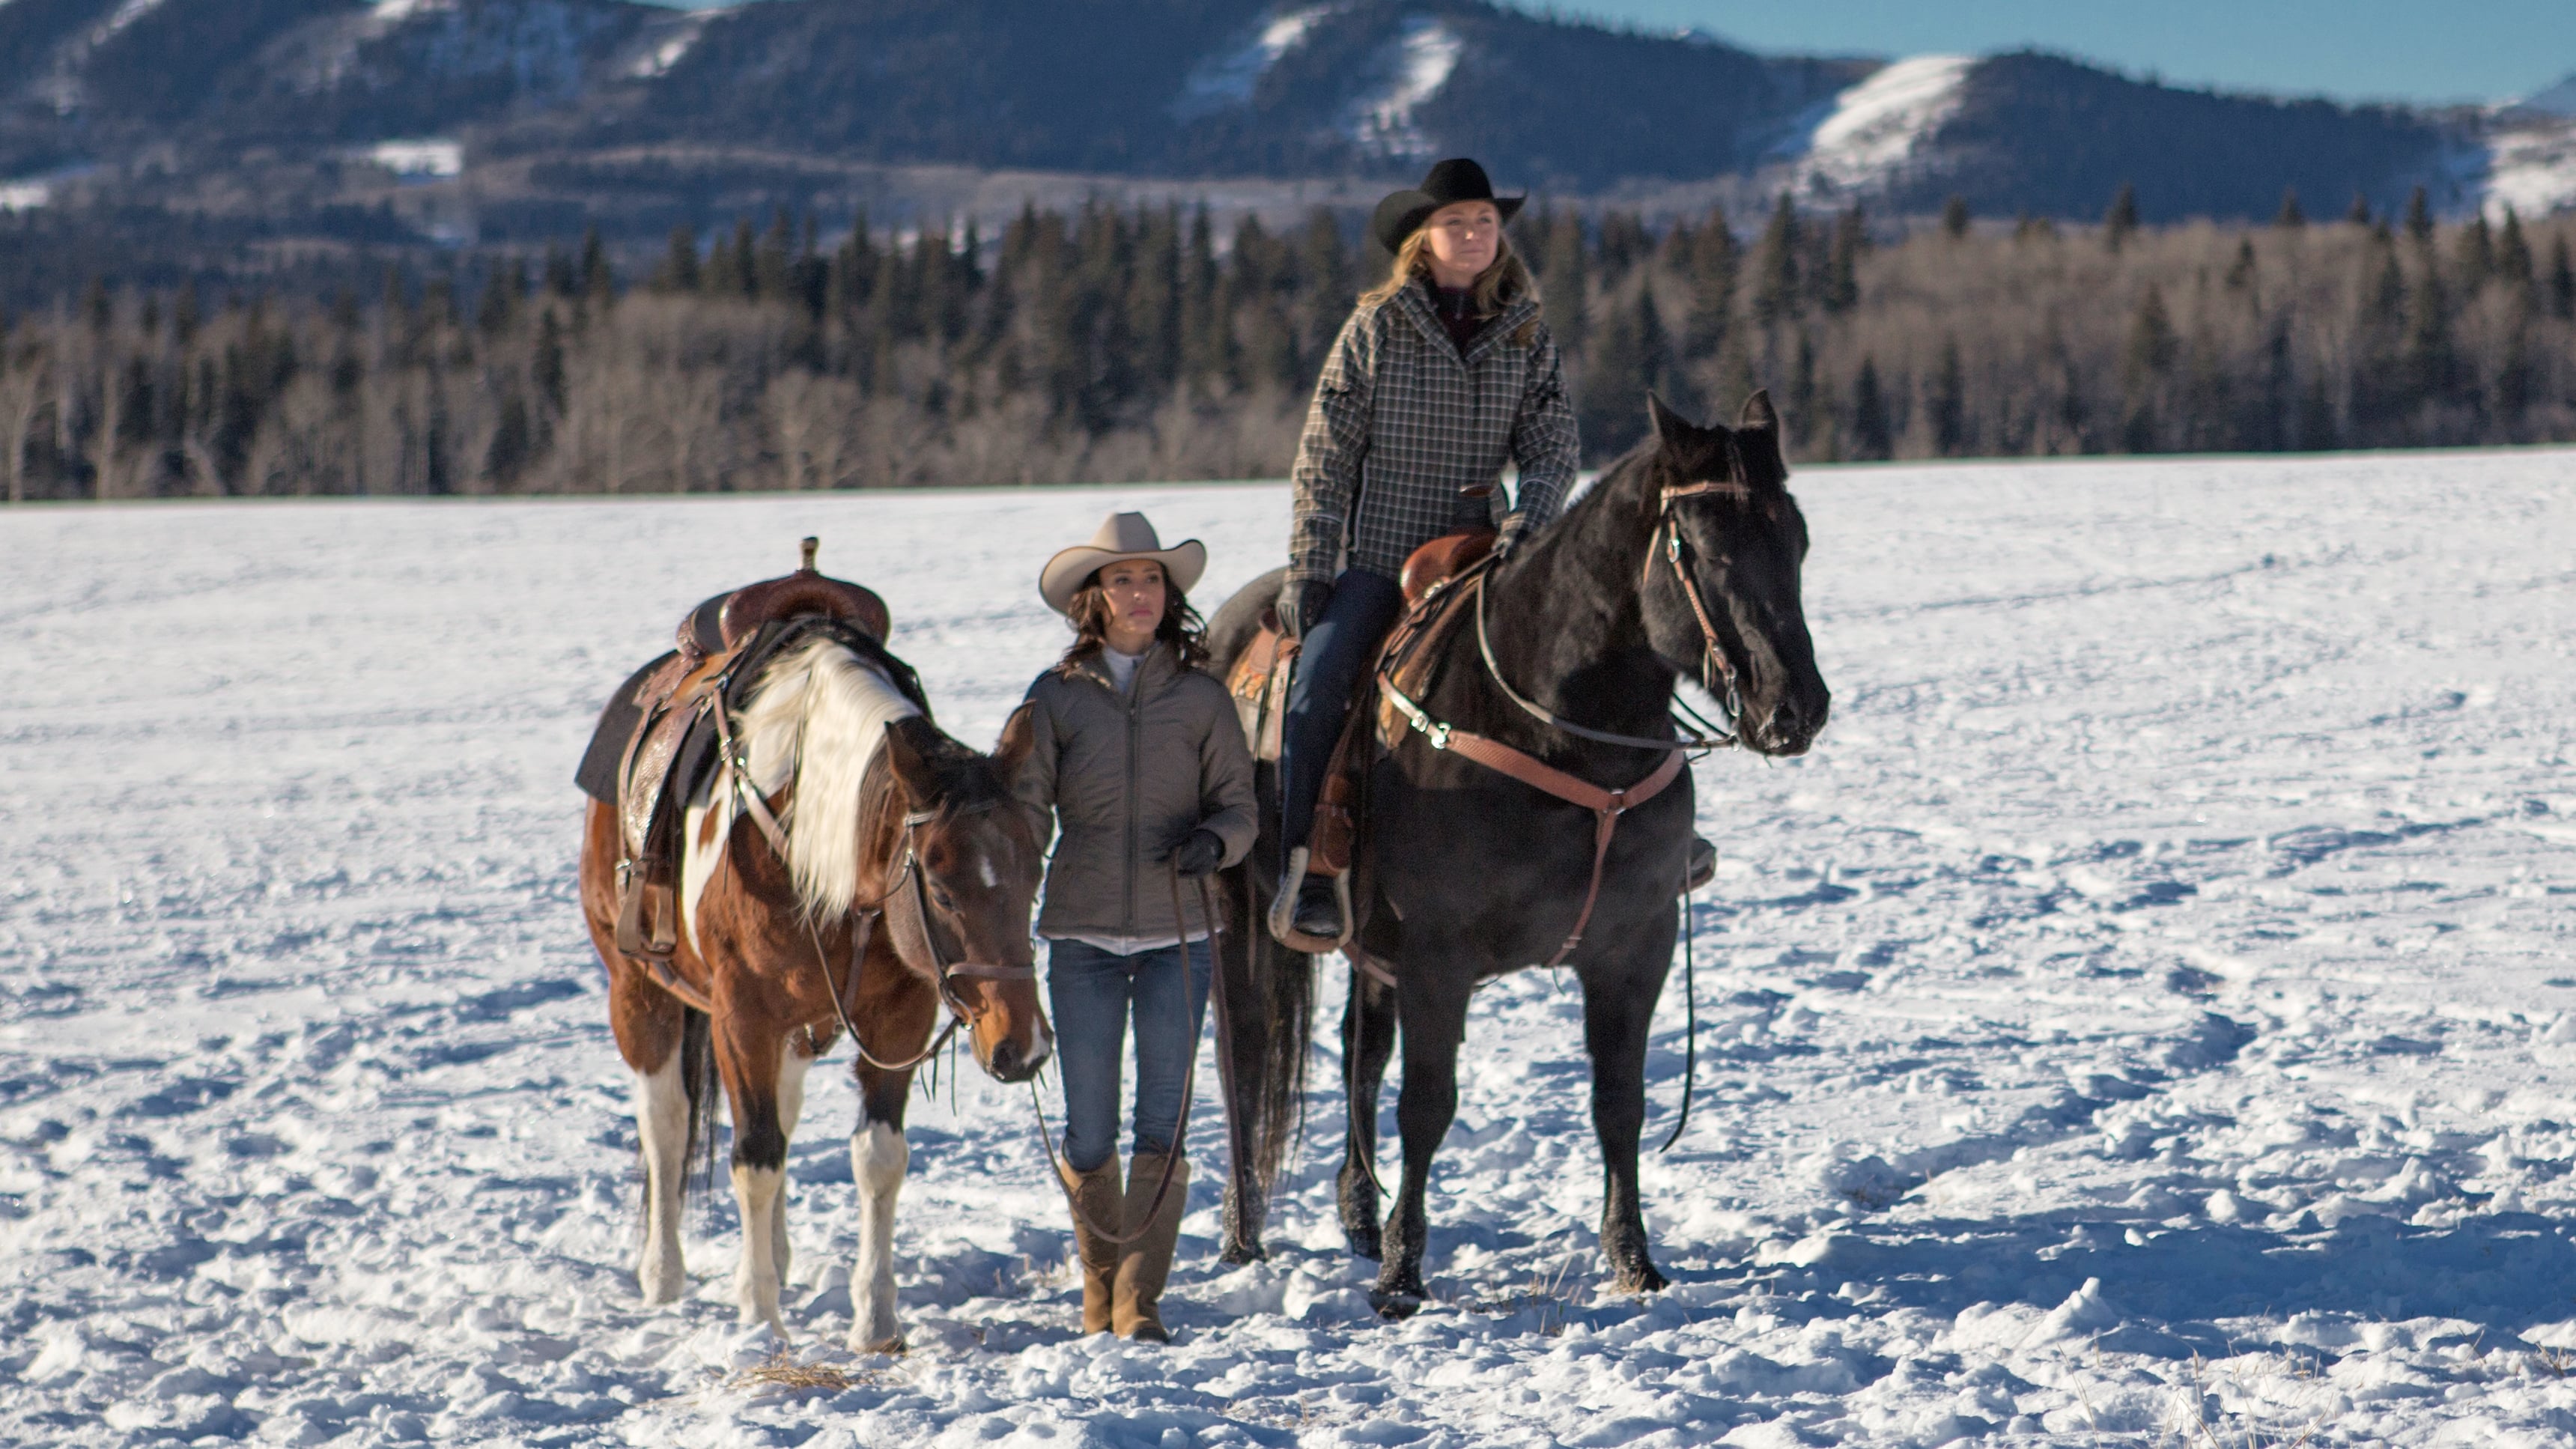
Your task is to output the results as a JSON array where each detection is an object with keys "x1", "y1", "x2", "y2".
[{"x1": 1248, "y1": 872, "x2": 1313, "y2": 1200}]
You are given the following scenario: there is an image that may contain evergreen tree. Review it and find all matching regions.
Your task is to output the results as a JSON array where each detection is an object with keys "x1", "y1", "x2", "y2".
[
  {"x1": 2225, "y1": 238, "x2": 2257, "y2": 292},
  {"x1": 2275, "y1": 188, "x2": 2306, "y2": 228},
  {"x1": 1822, "y1": 207, "x2": 1863, "y2": 314},
  {"x1": 2346, "y1": 192, "x2": 2373, "y2": 226},
  {"x1": 533, "y1": 310, "x2": 566, "y2": 415},
  {"x1": 1941, "y1": 195, "x2": 1970, "y2": 240},
  {"x1": 2121, "y1": 282, "x2": 2175, "y2": 449},
  {"x1": 653, "y1": 225, "x2": 700, "y2": 294},
  {"x1": 2495, "y1": 208, "x2": 2534, "y2": 293},
  {"x1": 580, "y1": 227, "x2": 615, "y2": 305},
  {"x1": 1539, "y1": 210, "x2": 1588, "y2": 353},
  {"x1": 1751, "y1": 193, "x2": 1800, "y2": 326},
  {"x1": 2103, "y1": 184, "x2": 2140, "y2": 253},
  {"x1": 1849, "y1": 357, "x2": 1891, "y2": 460},
  {"x1": 1130, "y1": 206, "x2": 1182, "y2": 389},
  {"x1": 2550, "y1": 235, "x2": 2576, "y2": 321},
  {"x1": 1928, "y1": 335, "x2": 1966, "y2": 455},
  {"x1": 2402, "y1": 187, "x2": 2434, "y2": 247},
  {"x1": 2454, "y1": 214, "x2": 2494, "y2": 292},
  {"x1": 1681, "y1": 207, "x2": 1736, "y2": 359}
]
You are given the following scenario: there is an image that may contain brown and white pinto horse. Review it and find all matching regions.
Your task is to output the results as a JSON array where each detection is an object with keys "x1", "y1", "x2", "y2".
[{"x1": 577, "y1": 631, "x2": 1051, "y2": 1349}]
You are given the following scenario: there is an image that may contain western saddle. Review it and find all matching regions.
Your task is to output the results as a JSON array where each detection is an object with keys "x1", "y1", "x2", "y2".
[
  {"x1": 581, "y1": 537, "x2": 895, "y2": 963},
  {"x1": 1226, "y1": 529, "x2": 1498, "y2": 953}
]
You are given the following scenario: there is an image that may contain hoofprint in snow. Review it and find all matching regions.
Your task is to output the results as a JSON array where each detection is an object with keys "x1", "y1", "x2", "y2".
[{"x1": 1, "y1": 452, "x2": 2573, "y2": 1446}]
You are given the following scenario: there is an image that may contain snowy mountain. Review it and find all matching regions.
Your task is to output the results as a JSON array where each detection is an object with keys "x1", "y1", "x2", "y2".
[{"x1": 0, "y1": 0, "x2": 2556, "y2": 243}]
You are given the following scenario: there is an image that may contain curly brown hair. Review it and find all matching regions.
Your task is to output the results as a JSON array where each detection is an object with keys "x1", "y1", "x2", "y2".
[{"x1": 1057, "y1": 565, "x2": 1210, "y2": 673}]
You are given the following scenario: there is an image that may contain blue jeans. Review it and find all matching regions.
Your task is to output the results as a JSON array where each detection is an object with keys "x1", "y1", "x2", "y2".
[
  {"x1": 1280, "y1": 568, "x2": 1407, "y2": 853},
  {"x1": 1046, "y1": 938, "x2": 1212, "y2": 1172}
]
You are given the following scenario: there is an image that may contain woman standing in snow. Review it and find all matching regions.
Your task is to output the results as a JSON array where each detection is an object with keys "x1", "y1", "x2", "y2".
[
  {"x1": 1269, "y1": 157, "x2": 1580, "y2": 941},
  {"x1": 1015, "y1": 511, "x2": 1256, "y2": 1341}
]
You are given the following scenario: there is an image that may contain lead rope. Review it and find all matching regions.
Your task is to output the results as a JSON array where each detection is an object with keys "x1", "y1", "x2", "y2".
[
  {"x1": 1028, "y1": 859, "x2": 1217, "y2": 1247},
  {"x1": 1656, "y1": 852, "x2": 1700, "y2": 1153}
]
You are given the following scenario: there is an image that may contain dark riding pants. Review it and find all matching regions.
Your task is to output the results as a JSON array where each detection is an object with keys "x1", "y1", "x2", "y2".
[
  {"x1": 1046, "y1": 938, "x2": 1212, "y2": 1173},
  {"x1": 1279, "y1": 568, "x2": 1407, "y2": 854}
]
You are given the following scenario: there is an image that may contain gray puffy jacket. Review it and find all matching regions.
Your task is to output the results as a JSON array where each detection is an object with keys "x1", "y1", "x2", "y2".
[{"x1": 1014, "y1": 643, "x2": 1256, "y2": 942}]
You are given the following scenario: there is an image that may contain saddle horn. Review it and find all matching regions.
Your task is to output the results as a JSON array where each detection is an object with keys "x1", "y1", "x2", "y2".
[{"x1": 800, "y1": 535, "x2": 819, "y2": 573}]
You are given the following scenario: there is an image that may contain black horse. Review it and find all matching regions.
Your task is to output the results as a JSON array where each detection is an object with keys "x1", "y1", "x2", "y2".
[{"x1": 1205, "y1": 390, "x2": 1830, "y2": 1307}]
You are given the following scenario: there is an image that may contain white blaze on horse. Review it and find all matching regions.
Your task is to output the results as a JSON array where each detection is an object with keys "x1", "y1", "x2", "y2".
[{"x1": 579, "y1": 604, "x2": 1049, "y2": 1350}]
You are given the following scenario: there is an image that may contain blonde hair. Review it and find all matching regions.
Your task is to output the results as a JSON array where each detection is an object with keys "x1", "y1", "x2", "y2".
[{"x1": 1359, "y1": 224, "x2": 1539, "y2": 341}]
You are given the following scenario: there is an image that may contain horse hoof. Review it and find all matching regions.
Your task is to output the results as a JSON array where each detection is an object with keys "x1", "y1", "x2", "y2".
[
  {"x1": 850, "y1": 1334, "x2": 904, "y2": 1355},
  {"x1": 637, "y1": 1269, "x2": 685, "y2": 1306},
  {"x1": 1345, "y1": 1228, "x2": 1382, "y2": 1261},
  {"x1": 1367, "y1": 1287, "x2": 1424, "y2": 1319},
  {"x1": 1218, "y1": 1240, "x2": 1268, "y2": 1266},
  {"x1": 1616, "y1": 1261, "x2": 1669, "y2": 1295}
]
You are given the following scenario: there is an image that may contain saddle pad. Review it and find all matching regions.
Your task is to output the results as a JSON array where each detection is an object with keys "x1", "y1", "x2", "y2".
[{"x1": 577, "y1": 651, "x2": 681, "y2": 803}]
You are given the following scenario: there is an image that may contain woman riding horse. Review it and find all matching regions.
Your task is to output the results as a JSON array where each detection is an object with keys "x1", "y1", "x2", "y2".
[
  {"x1": 1272, "y1": 157, "x2": 1579, "y2": 941},
  {"x1": 1017, "y1": 513, "x2": 1256, "y2": 1341}
]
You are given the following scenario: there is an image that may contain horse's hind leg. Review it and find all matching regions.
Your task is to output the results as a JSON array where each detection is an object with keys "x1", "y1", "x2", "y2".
[
  {"x1": 610, "y1": 964, "x2": 693, "y2": 1305},
  {"x1": 1337, "y1": 960, "x2": 1397, "y2": 1259}
]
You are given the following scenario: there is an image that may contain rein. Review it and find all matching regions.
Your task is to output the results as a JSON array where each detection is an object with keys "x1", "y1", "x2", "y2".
[{"x1": 1375, "y1": 479, "x2": 1745, "y2": 970}]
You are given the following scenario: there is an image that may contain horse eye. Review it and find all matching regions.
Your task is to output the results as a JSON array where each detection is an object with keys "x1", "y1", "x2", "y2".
[{"x1": 930, "y1": 884, "x2": 958, "y2": 911}]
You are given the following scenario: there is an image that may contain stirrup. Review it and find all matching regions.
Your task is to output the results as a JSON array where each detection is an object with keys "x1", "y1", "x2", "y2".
[
  {"x1": 1686, "y1": 837, "x2": 1716, "y2": 893},
  {"x1": 1267, "y1": 846, "x2": 1352, "y2": 953}
]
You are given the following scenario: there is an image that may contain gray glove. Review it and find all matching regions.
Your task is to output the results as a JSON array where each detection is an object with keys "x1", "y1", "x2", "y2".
[
  {"x1": 1492, "y1": 510, "x2": 1537, "y2": 562},
  {"x1": 1276, "y1": 578, "x2": 1332, "y2": 640},
  {"x1": 1172, "y1": 828, "x2": 1226, "y2": 878}
]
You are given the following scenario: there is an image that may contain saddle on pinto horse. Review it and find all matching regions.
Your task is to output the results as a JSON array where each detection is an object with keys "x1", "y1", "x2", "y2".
[{"x1": 574, "y1": 538, "x2": 907, "y2": 963}]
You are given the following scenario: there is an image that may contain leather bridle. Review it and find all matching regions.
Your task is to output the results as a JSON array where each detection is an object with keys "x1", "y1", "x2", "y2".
[{"x1": 823, "y1": 801, "x2": 1039, "y2": 1073}]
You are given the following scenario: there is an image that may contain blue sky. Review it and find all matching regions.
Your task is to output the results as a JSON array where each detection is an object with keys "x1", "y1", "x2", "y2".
[{"x1": 640, "y1": 1, "x2": 2575, "y2": 106}]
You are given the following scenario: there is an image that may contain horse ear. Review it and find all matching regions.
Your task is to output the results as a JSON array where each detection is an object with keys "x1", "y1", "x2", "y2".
[
  {"x1": 1736, "y1": 389, "x2": 1788, "y2": 480},
  {"x1": 882, "y1": 716, "x2": 943, "y2": 809},
  {"x1": 992, "y1": 702, "x2": 1037, "y2": 782},
  {"x1": 1647, "y1": 392, "x2": 1698, "y2": 445}
]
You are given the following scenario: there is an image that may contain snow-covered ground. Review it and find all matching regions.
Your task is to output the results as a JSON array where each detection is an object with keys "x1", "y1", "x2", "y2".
[{"x1": 4, "y1": 449, "x2": 2574, "y2": 1447}]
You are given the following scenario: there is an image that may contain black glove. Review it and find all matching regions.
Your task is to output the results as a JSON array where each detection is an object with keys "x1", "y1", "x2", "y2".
[
  {"x1": 1172, "y1": 828, "x2": 1226, "y2": 878},
  {"x1": 1492, "y1": 510, "x2": 1536, "y2": 562},
  {"x1": 1275, "y1": 578, "x2": 1331, "y2": 640}
]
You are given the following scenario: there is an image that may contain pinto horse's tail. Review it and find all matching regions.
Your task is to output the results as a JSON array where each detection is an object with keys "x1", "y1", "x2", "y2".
[{"x1": 677, "y1": 1006, "x2": 720, "y2": 1210}]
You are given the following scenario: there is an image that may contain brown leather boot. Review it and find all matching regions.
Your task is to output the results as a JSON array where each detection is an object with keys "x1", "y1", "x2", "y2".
[
  {"x1": 1060, "y1": 1157, "x2": 1123, "y2": 1334},
  {"x1": 1112, "y1": 1152, "x2": 1190, "y2": 1342}
]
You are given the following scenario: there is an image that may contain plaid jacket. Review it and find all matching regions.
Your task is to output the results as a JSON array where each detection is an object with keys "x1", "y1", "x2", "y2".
[{"x1": 1287, "y1": 278, "x2": 1579, "y2": 585}]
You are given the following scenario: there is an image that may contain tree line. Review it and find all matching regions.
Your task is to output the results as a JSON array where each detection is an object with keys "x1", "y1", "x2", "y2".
[{"x1": 2, "y1": 186, "x2": 2572, "y2": 502}]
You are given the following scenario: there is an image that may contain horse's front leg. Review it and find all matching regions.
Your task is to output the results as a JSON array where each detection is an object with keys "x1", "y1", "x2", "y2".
[
  {"x1": 1375, "y1": 967, "x2": 1470, "y2": 1313},
  {"x1": 1337, "y1": 957, "x2": 1397, "y2": 1259},
  {"x1": 714, "y1": 1019, "x2": 792, "y2": 1334},
  {"x1": 845, "y1": 959, "x2": 933, "y2": 1353},
  {"x1": 848, "y1": 1061, "x2": 914, "y2": 1353},
  {"x1": 1578, "y1": 914, "x2": 1676, "y2": 1295}
]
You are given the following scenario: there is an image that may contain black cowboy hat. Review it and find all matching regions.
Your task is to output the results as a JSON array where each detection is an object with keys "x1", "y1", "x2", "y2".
[{"x1": 1370, "y1": 157, "x2": 1525, "y2": 256}]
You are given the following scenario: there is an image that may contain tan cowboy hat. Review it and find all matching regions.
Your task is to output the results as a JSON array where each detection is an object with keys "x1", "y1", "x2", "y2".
[{"x1": 1039, "y1": 511, "x2": 1207, "y2": 615}]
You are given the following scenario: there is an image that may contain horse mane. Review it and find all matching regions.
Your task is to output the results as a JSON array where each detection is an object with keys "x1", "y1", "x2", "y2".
[{"x1": 735, "y1": 633, "x2": 923, "y2": 920}]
